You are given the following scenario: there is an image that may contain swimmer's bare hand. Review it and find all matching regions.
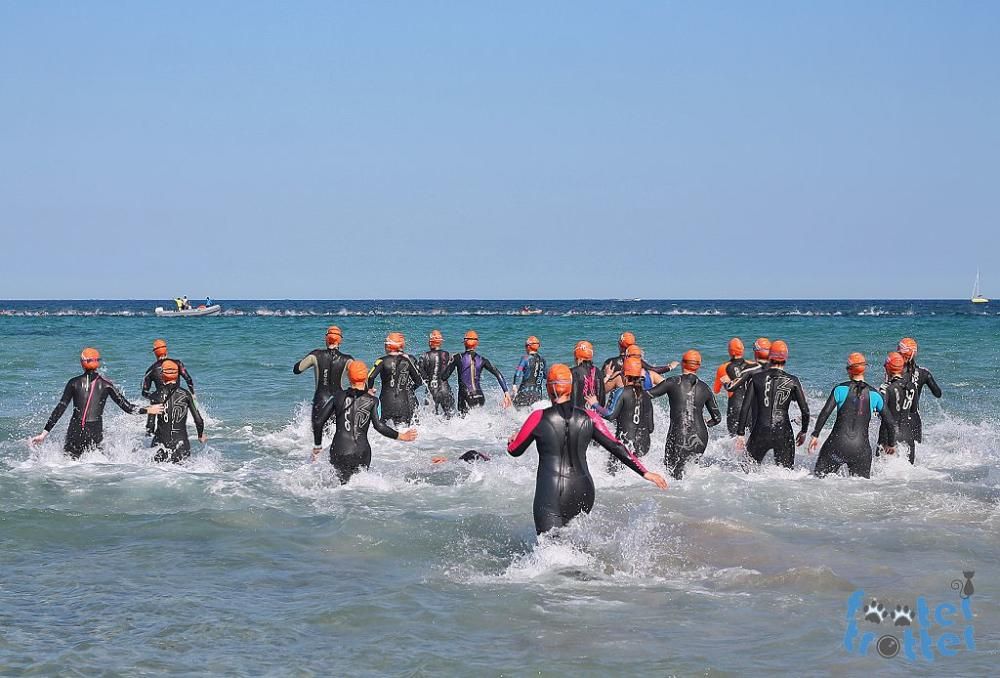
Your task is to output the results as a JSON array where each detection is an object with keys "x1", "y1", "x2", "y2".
[
  {"x1": 644, "y1": 472, "x2": 668, "y2": 490},
  {"x1": 199, "y1": 434, "x2": 207, "y2": 444},
  {"x1": 584, "y1": 394, "x2": 599, "y2": 407},
  {"x1": 735, "y1": 435, "x2": 746, "y2": 451},
  {"x1": 311, "y1": 447, "x2": 322, "y2": 463},
  {"x1": 398, "y1": 429, "x2": 418, "y2": 442},
  {"x1": 808, "y1": 436, "x2": 819, "y2": 453},
  {"x1": 795, "y1": 432, "x2": 806, "y2": 447},
  {"x1": 431, "y1": 456, "x2": 447, "y2": 464},
  {"x1": 147, "y1": 404, "x2": 164, "y2": 416},
  {"x1": 720, "y1": 374, "x2": 731, "y2": 385},
  {"x1": 502, "y1": 393, "x2": 512, "y2": 409},
  {"x1": 30, "y1": 431, "x2": 48, "y2": 445},
  {"x1": 668, "y1": 361, "x2": 680, "y2": 371},
  {"x1": 884, "y1": 445, "x2": 896, "y2": 456}
]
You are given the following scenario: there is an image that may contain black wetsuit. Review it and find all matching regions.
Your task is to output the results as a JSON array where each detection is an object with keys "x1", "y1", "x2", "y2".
[
  {"x1": 316, "y1": 387, "x2": 401, "y2": 483},
  {"x1": 878, "y1": 365, "x2": 940, "y2": 463},
  {"x1": 601, "y1": 383, "x2": 654, "y2": 467},
  {"x1": 570, "y1": 361, "x2": 605, "y2": 410},
  {"x1": 648, "y1": 374, "x2": 722, "y2": 479},
  {"x1": 714, "y1": 357, "x2": 755, "y2": 435},
  {"x1": 512, "y1": 352, "x2": 547, "y2": 408},
  {"x1": 417, "y1": 348, "x2": 455, "y2": 416},
  {"x1": 43, "y1": 371, "x2": 150, "y2": 458},
  {"x1": 441, "y1": 350, "x2": 509, "y2": 414},
  {"x1": 508, "y1": 402, "x2": 649, "y2": 534},
  {"x1": 367, "y1": 353, "x2": 423, "y2": 425},
  {"x1": 293, "y1": 347, "x2": 354, "y2": 447},
  {"x1": 737, "y1": 367, "x2": 809, "y2": 469},
  {"x1": 149, "y1": 384, "x2": 204, "y2": 463},
  {"x1": 812, "y1": 380, "x2": 896, "y2": 479},
  {"x1": 886, "y1": 361, "x2": 942, "y2": 461},
  {"x1": 142, "y1": 357, "x2": 194, "y2": 435}
]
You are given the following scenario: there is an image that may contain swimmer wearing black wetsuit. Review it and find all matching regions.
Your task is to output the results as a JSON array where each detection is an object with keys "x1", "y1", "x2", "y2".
[
  {"x1": 142, "y1": 339, "x2": 195, "y2": 435},
  {"x1": 512, "y1": 337, "x2": 547, "y2": 408},
  {"x1": 810, "y1": 353, "x2": 896, "y2": 479},
  {"x1": 601, "y1": 332, "x2": 675, "y2": 380},
  {"x1": 713, "y1": 339, "x2": 754, "y2": 436},
  {"x1": 367, "y1": 348, "x2": 423, "y2": 425},
  {"x1": 33, "y1": 349, "x2": 158, "y2": 458},
  {"x1": 893, "y1": 339, "x2": 942, "y2": 461},
  {"x1": 149, "y1": 381, "x2": 205, "y2": 463},
  {"x1": 735, "y1": 342, "x2": 809, "y2": 469},
  {"x1": 647, "y1": 351, "x2": 722, "y2": 479},
  {"x1": 441, "y1": 331, "x2": 511, "y2": 414},
  {"x1": 314, "y1": 388, "x2": 404, "y2": 482},
  {"x1": 877, "y1": 350, "x2": 931, "y2": 464},
  {"x1": 294, "y1": 326, "x2": 354, "y2": 445},
  {"x1": 570, "y1": 341, "x2": 605, "y2": 410},
  {"x1": 417, "y1": 330, "x2": 454, "y2": 417},
  {"x1": 600, "y1": 379, "x2": 654, "y2": 469},
  {"x1": 507, "y1": 364, "x2": 667, "y2": 534}
]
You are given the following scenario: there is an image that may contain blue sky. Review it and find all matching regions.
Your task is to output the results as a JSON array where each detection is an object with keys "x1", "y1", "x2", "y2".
[{"x1": 1, "y1": 1, "x2": 997, "y2": 299}]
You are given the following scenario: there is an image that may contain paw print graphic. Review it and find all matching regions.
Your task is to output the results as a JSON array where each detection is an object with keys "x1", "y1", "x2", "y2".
[
  {"x1": 892, "y1": 605, "x2": 914, "y2": 627},
  {"x1": 863, "y1": 599, "x2": 889, "y2": 624}
]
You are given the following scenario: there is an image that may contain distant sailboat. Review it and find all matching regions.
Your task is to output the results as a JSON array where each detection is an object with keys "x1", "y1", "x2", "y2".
[{"x1": 972, "y1": 269, "x2": 989, "y2": 304}]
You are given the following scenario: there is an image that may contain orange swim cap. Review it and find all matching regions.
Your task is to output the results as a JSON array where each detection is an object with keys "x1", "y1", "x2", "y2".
[
  {"x1": 385, "y1": 332, "x2": 405, "y2": 351},
  {"x1": 161, "y1": 360, "x2": 179, "y2": 382},
  {"x1": 682, "y1": 350, "x2": 702, "y2": 371},
  {"x1": 847, "y1": 352, "x2": 867, "y2": 376},
  {"x1": 348, "y1": 360, "x2": 369, "y2": 386},
  {"x1": 753, "y1": 337, "x2": 771, "y2": 361},
  {"x1": 898, "y1": 337, "x2": 918, "y2": 359},
  {"x1": 546, "y1": 363, "x2": 573, "y2": 398},
  {"x1": 623, "y1": 357, "x2": 643, "y2": 378},
  {"x1": 768, "y1": 340, "x2": 788, "y2": 363},
  {"x1": 525, "y1": 335, "x2": 540, "y2": 349},
  {"x1": 618, "y1": 332, "x2": 636, "y2": 351},
  {"x1": 428, "y1": 330, "x2": 443, "y2": 348},
  {"x1": 574, "y1": 340, "x2": 594, "y2": 361},
  {"x1": 152, "y1": 339, "x2": 168, "y2": 358},
  {"x1": 464, "y1": 330, "x2": 479, "y2": 349},
  {"x1": 728, "y1": 338, "x2": 745, "y2": 359},
  {"x1": 326, "y1": 326, "x2": 343, "y2": 345},
  {"x1": 80, "y1": 347, "x2": 101, "y2": 370},
  {"x1": 624, "y1": 344, "x2": 643, "y2": 359},
  {"x1": 884, "y1": 351, "x2": 905, "y2": 375}
]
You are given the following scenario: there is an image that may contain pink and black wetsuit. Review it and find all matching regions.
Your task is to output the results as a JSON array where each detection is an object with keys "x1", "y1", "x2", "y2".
[
  {"x1": 570, "y1": 361, "x2": 605, "y2": 410},
  {"x1": 43, "y1": 371, "x2": 150, "y2": 458},
  {"x1": 508, "y1": 402, "x2": 648, "y2": 534}
]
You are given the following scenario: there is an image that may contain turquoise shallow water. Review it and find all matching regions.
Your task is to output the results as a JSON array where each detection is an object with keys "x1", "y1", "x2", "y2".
[{"x1": 1, "y1": 300, "x2": 998, "y2": 675}]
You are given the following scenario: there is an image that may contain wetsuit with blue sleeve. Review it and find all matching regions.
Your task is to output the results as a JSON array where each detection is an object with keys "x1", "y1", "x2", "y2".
[
  {"x1": 598, "y1": 382, "x2": 654, "y2": 467},
  {"x1": 417, "y1": 348, "x2": 454, "y2": 416},
  {"x1": 812, "y1": 380, "x2": 896, "y2": 479},
  {"x1": 512, "y1": 352, "x2": 547, "y2": 408}
]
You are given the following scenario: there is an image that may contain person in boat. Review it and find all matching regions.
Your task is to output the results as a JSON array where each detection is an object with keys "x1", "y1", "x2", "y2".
[
  {"x1": 182, "y1": 296, "x2": 191, "y2": 310},
  {"x1": 205, "y1": 296, "x2": 213, "y2": 307},
  {"x1": 173, "y1": 297, "x2": 184, "y2": 311},
  {"x1": 30, "y1": 348, "x2": 163, "y2": 458}
]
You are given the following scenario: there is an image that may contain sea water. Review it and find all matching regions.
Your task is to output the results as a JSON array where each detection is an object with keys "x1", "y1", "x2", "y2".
[{"x1": 1, "y1": 300, "x2": 997, "y2": 675}]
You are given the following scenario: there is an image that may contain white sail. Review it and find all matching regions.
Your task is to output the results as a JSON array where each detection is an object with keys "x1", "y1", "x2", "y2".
[{"x1": 972, "y1": 269, "x2": 989, "y2": 303}]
